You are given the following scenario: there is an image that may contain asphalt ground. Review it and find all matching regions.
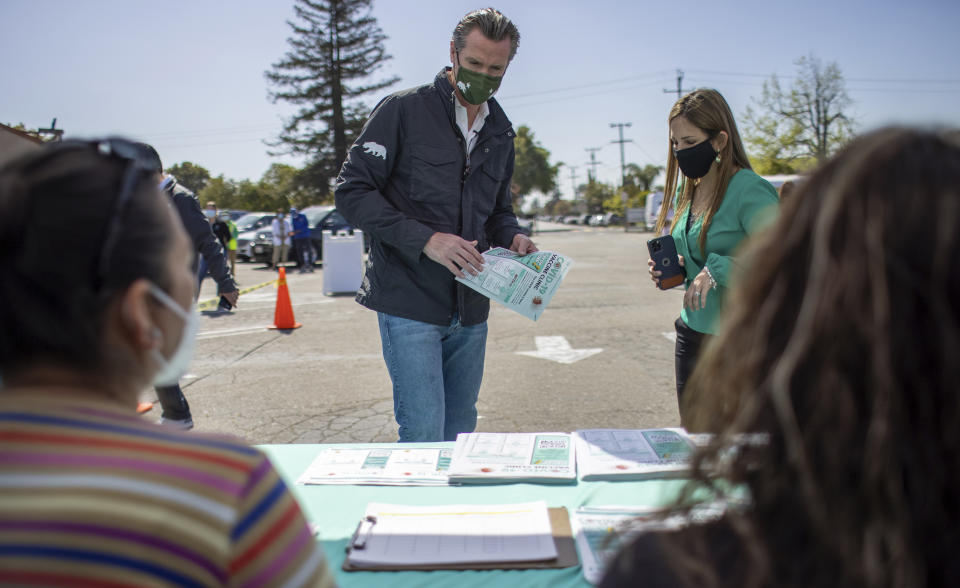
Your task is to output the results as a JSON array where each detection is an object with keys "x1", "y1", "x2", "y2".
[{"x1": 143, "y1": 224, "x2": 685, "y2": 443}]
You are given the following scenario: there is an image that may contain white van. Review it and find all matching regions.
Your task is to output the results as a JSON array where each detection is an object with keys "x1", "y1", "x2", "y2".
[{"x1": 645, "y1": 190, "x2": 670, "y2": 232}]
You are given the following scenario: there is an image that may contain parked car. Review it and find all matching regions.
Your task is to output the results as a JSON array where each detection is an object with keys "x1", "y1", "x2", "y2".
[
  {"x1": 234, "y1": 212, "x2": 275, "y2": 261},
  {"x1": 304, "y1": 205, "x2": 369, "y2": 262},
  {"x1": 248, "y1": 206, "x2": 367, "y2": 266},
  {"x1": 562, "y1": 215, "x2": 581, "y2": 225}
]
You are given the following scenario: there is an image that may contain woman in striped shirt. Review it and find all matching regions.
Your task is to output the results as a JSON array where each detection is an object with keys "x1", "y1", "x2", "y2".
[{"x1": 0, "y1": 139, "x2": 334, "y2": 587}]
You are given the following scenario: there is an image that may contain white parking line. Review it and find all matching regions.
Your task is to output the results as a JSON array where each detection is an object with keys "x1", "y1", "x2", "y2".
[
  {"x1": 661, "y1": 332, "x2": 677, "y2": 343},
  {"x1": 196, "y1": 325, "x2": 274, "y2": 340}
]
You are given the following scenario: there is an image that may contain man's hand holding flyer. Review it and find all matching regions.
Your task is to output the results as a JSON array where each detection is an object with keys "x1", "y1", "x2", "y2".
[{"x1": 455, "y1": 247, "x2": 573, "y2": 321}]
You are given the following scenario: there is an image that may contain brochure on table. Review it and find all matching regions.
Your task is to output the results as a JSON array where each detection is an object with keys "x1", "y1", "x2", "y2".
[
  {"x1": 574, "y1": 428, "x2": 695, "y2": 481},
  {"x1": 345, "y1": 501, "x2": 557, "y2": 568},
  {"x1": 297, "y1": 447, "x2": 452, "y2": 486},
  {"x1": 455, "y1": 247, "x2": 573, "y2": 321},
  {"x1": 448, "y1": 432, "x2": 577, "y2": 484},
  {"x1": 572, "y1": 503, "x2": 728, "y2": 585}
]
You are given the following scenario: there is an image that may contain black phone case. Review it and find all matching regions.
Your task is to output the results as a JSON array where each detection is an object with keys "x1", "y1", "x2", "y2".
[{"x1": 647, "y1": 236, "x2": 685, "y2": 290}]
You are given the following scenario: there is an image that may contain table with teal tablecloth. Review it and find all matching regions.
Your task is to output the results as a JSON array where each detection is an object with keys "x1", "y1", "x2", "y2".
[{"x1": 260, "y1": 442, "x2": 690, "y2": 588}]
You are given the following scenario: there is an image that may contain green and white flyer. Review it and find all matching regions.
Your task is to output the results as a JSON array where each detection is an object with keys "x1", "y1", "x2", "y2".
[
  {"x1": 455, "y1": 248, "x2": 573, "y2": 321},
  {"x1": 447, "y1": 432, "x2": 577, "y2": 484}
]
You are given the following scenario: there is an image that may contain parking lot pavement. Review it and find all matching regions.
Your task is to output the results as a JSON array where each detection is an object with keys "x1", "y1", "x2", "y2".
[{"x1": 153, "y1": 229, "x2": 684, "y2": 444}]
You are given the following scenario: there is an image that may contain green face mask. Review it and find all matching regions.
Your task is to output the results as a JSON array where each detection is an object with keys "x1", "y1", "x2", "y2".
[{"x1": 454, "y1": 53, "x2": 503, "y2": 105}]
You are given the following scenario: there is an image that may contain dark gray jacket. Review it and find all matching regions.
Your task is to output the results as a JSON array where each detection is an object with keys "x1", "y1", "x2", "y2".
[
  {"x1": 165, "y1": 180, "x2": 237, "y2": 295},
  {"x1": 334, "y1": 68, "x2": 522, "y2": 326}
]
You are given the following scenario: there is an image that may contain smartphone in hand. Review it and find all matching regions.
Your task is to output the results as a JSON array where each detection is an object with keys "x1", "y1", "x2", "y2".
[{"x1": 647, "y1": 235, "x2": 685, "y2": 290}]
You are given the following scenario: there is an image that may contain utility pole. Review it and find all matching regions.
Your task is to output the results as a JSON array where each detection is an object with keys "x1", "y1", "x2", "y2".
[
  {"x1": 663, "y1": 69, "x2": 686, "y2": 101},
  {"x1": 567, "y1": 165, "x2": 579, "y2": 204},
  {"x1": 584, "y1": 147, "x2": 602, "y2": 184},
  {"x1": 610, "y1": 122, "x2": 633, "y2": 231},
  {"x1": 609, "y1": 123, "x2": 632, "y2": 190}
]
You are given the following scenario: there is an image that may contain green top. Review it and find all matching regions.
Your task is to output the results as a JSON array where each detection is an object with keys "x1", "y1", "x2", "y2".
[
  {"x1": 226, "y1": 219, "x2": 238, "y2": 250},
  {"x1": 672, "y1": 169, "x2": 779, "y2": 334}
]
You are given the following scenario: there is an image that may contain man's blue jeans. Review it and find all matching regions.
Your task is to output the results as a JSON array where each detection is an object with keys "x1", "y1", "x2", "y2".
[{"x1": 377, "y1": 312, "x2": 488, "y2": 442}]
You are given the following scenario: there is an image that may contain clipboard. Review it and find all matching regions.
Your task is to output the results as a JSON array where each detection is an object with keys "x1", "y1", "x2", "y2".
[{"x1": 342, "y1": 507, "x2": 579, "y2": 571}]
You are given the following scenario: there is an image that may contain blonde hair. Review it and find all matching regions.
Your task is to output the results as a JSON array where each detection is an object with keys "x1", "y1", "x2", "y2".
[{"x1": 655, "y1": 89, "x2": 752, "y2": 253}]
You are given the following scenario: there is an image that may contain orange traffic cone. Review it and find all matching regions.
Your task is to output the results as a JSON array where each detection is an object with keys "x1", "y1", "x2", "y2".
[{"x1": 269, "y1": 266, "x2": 302, "y2": 330}]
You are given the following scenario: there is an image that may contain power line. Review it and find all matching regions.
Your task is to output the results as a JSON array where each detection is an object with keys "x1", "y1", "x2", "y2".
[
  {"x1": 685, "y1": 68, "x2": 960, "y2": 85},
  {"x1": 498, "y1": 70, "x2": 673, "y2": 101}
]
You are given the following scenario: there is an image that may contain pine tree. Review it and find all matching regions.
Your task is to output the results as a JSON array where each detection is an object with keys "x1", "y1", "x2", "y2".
[{"x1": 266, "y1": 0, "x2": 398, "y2": 192}]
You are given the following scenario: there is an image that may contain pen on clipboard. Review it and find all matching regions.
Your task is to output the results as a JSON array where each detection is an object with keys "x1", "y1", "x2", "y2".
[{"x1": 347, "y1": 515, "x2": 378, "y2": 551}]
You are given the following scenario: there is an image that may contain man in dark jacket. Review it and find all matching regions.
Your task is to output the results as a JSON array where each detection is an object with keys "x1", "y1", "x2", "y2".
[
  {"x1": 138, "y1": 144, "x2": 239, "y2": 429},
  {"x1": 335, "y1": 8, "x2": 536, "y2": 442}
]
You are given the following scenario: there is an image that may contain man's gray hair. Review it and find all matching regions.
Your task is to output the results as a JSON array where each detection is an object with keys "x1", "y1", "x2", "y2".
[{"x1": 452, "y1": 8, "x2": 520, "y2": 62}]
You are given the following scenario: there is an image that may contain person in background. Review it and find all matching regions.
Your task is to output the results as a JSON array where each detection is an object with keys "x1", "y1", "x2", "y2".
[
  {"x1": 204, "y1": 200, "x2": 217, "y2": 222},
  {"x1": 335, "y1": 8, "x2": 536, "y2": 442},
  {"x1": 0, "y1": 138, "x2": 333, "y2": 587},
  {"x1": 603, "y1": 127, "x2": 960, "y2": 588},
  {"x1": 290, "y1": 207, "x2": 314, "y2": 273},
  {"x1": 212, "y1": 210, "x2": 238, "y2": 278},
  {"x1": 145, "y1": 144, "x2": 239, "y2": 429},
  {"x1": 647, "y1": 88, "x2": 778, "y2": 424},
  {"x1": 270, "y1": 208, "x2": 293, "y2": 270}
]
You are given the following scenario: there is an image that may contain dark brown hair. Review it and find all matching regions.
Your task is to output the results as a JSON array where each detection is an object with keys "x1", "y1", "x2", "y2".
[
  {"x1": 656, "y1": 89, "x2": 752, "y2": 253},
  {"x1": 452, "y1": 7, "x2": 520, "y2": 61},
  {"x1": 0, "y1": 141, "x2": 173, "y2": 378},
  {"x1": 671, "y1": 127, "x2": 960, "y2": 587}
]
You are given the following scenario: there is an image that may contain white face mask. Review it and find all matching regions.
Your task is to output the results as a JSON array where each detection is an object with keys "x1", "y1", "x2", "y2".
[{"x1": 148, "y1": 284, "x2": 198, "y2": 387}]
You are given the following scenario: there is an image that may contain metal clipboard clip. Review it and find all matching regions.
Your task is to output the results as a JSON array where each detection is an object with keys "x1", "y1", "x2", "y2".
[{"x1": 346, "y1": 515, "x2": 378, "y2": 551}]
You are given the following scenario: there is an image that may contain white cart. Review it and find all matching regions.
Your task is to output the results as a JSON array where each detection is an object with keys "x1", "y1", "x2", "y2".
[{"x1": 322, "y1": 229, "x2": 364, "y2": 295}]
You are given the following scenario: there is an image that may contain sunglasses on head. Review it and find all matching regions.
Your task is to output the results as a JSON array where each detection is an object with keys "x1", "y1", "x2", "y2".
[{"x1": 88, "y1": 138, "x2": 162, "y2": 291}]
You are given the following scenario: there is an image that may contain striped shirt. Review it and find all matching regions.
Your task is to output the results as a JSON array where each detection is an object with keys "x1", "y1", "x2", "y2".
[{"x1": 0, "y1": 390, "x2": 335, "y2": 587}]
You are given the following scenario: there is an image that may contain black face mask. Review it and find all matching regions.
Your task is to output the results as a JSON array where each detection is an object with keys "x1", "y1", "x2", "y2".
[{"x1": 674, "y1": 136, "x2": 717, "y2": 179}]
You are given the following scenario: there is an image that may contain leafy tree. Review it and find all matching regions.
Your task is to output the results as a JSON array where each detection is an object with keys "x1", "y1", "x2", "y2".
[
  {"x1": 743, "y1": 54, "x2": 854, "y2": 172},
  {"x1": 165, "y1": 161, "x2": 211, "y2": 194},
  {"x1": 623, "y1": 163, "x2": 663, "y2": 192},
  {"x1": 580, "y1": 181, "x2": 615, "y2": 214},
  {"x1": 290, "y1": 160, "x2": 335, "y2": 205},
  {"x1": 602, "y1": 187, "x2": 648, "y2": 215},
  {"x1": 511, "y1": 125, "x2": 560, "y2": 213},
  {"x1": 198, "y1": 175, "x2": 236, "y2": 210},
  {"x1": 266, "y1": 0, "x2": 399, "y2": 193},
  {"x1": 547, "y1": 198, "x2": 574, "y2": 217}
]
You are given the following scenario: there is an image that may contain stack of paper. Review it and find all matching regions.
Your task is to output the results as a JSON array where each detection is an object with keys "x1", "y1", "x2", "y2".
[
  {"x1": 346, "y1": 501, "x2": 558, "y2": 568},
  {"x1": 572, "y1": 506, "x2": 663, "y2": 585},
  {"x1": 447, "y1": 432, "x2": 577, "y2": 484},
  {"x1": 572, "y1": 503, "x2": 727, "y2": 585},
  {"x1": 574, "y1": 428, "x2": 695, "y2": 481},
  {"x1": 297, "y1": 448, "x2": 451, "y2": 486}
]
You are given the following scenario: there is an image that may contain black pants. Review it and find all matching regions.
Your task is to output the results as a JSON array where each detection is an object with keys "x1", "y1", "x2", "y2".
[
  {"x1": 156, "y1": 384, "x2": 191, "y2": 420},
  {"x1": 674, "y1": 317, "x2": 711, "y2": 416},
  {"x1": 293, "y1": 239, "x2": 310, "y2": 268}
]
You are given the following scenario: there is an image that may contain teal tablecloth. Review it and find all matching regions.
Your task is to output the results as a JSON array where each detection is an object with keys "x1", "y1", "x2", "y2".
[{"x1": 260, "y1": 442, "x2": 690, "y2": 588}]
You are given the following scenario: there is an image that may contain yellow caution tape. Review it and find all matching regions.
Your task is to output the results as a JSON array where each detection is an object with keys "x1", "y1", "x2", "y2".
[{"x1": 197, "y1": 278, "x2": 277, "y2": 311}]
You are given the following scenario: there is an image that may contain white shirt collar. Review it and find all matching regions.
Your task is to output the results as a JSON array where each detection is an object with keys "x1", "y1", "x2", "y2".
[{"x1": 454, "y1": 100, "x2": 489, "y2": 155}]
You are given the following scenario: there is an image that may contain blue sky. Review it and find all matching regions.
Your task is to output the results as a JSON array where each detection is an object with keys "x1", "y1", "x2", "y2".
[{"x1": 3, "y1": 0, "x2": 959, "y2": 200}]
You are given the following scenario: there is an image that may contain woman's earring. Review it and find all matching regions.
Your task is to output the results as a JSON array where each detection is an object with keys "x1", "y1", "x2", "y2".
[{"x1": 715, "y1": 152, "x2": 722, "y2": 164}]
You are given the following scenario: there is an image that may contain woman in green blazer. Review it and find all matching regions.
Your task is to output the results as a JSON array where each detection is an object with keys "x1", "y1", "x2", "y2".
[{"x1": 648, "y1": 89, "x2": 778, "y2": 424}]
